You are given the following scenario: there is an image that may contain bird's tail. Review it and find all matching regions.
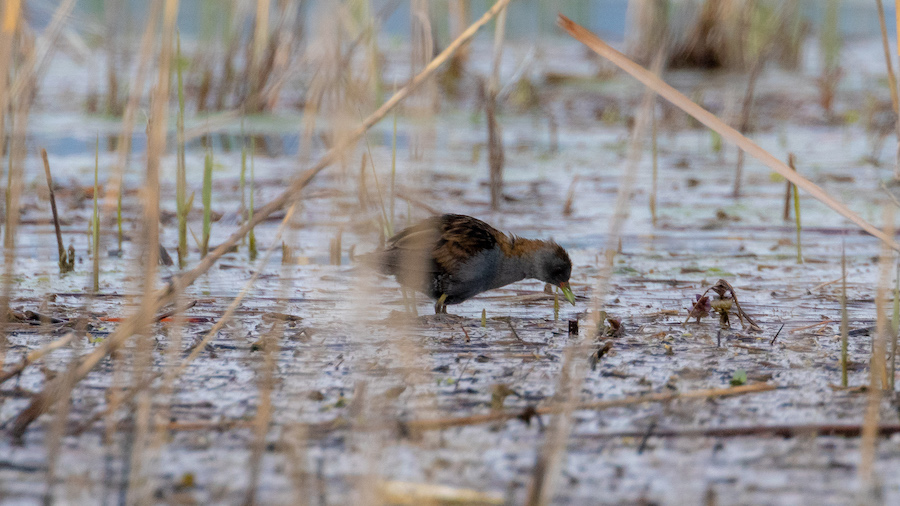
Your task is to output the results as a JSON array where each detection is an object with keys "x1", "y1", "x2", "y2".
[{"x1": 353, "y1": 249, "x2": 393, "y2": 275}]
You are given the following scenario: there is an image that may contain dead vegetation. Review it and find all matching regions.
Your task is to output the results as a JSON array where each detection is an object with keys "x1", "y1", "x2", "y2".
[{"x1": 2, "y1": 1, "x2": 900, "y2": 504}]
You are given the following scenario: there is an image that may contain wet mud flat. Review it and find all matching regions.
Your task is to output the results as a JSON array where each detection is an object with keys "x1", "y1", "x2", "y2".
[{"x1": 3, "y1": 34, "x2": 900, "y2": 504}]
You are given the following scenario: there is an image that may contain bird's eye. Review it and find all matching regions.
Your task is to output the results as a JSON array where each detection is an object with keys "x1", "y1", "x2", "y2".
[{"x1": 551, "y1": 267, "x2": 566, "y2": 280}]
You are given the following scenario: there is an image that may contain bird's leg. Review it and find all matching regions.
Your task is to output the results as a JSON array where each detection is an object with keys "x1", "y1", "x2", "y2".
[
  {"x1": 434, "y1": 294, "x2": 448, "y2": 314},
  {"x1": 401, "y1": 288, "x2": 411, "y2": 314}
]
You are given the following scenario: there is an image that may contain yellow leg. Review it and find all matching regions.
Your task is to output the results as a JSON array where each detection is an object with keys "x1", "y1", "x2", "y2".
[{"x1": 434, "y1": 293, "x2": 448, "y2": 314}]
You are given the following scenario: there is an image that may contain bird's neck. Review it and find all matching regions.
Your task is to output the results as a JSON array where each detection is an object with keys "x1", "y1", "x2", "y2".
[{"x1": 492, "y1": 237, "x2": 548, "y2": 287}]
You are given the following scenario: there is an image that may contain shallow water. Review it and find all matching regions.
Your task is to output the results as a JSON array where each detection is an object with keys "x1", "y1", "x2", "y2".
[{"x1": 3, "y1": 27, "x2": 900, "y2": 505}]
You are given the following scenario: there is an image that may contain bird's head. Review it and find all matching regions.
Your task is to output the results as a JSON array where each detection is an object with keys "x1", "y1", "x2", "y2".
[{"x1": 533, "y1": 242, "x2": 575, "y2": 305}]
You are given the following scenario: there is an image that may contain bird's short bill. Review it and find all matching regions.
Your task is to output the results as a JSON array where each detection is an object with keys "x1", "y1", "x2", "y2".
[{"x1": 559, "y1": 282, "x2": 576, "y2": 305}]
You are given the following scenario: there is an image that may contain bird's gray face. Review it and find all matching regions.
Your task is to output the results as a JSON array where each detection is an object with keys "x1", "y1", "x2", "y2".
[
  {"x1": 533, "y1": 244, "x2": 572, "y2": 286},
  {"x1": 532, "y1": 243, "x2": 575, "y2": 305}
]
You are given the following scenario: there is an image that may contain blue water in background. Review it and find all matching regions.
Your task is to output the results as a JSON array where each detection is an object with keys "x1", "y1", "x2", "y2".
[
  {"x1": 23, "y1": 0, "x2": 899, "y2": 160},
  {"x1": 48, "y1": 0, "x2": 897, "y2": 42}
]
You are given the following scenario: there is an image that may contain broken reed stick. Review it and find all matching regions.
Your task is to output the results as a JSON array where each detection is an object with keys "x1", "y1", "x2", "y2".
[
  {"x1": 573, "y1": 423, "x2": 900, "y2": 440},
  {"x1": 40, "y1": 148, "x2": 67, "y2": 270},
  {"x1": 99, "y1": 383, "x2": 777, "y2": 438},
  {"x1": 809, "y1": 276, "x2": 844, "y2": 292},
  {"x1": 153, "y1": 300, "x2": 197, "y2": 322},
  {"x1": 789, "y1": 319, "x2": 833, "y2": 333},
  {"x1": 114, "y1": 418, "x2": 900, "y2": 442},
  {"x1": 0, "y1": 332, "x2": 74, "y2": 386},
  {"x1": 10, "y1": 0, "x2": 516, "y2": 438},
  {"x1": 557, "y1": 14, "x2": 900, "y2": 253},
  {"x1": 402, "y1": 383, "x2": 775, "y2": 433}
]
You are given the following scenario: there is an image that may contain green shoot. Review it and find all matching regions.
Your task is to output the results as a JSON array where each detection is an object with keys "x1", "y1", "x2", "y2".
[
  {"x1": 730, "y1": 369, "x2": 747, "y2": 386},
  {"x1": 554, "y1": 287, "x2": 559, "y2": 320},
  {"x1": 201, "y1": 148, "x2": 212, "y2": 258},
  {"x1": 248, "y1": 139, "x2": 257, "y2": 261}
]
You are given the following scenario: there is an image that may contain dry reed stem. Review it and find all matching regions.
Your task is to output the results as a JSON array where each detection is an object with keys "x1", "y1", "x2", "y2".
[
  {"x1": 119, "y1": 419, "x2": 900, "y2": 440},
  {"x1": 5, "y1": 0, "x2": 75, "y2": 111},
  {"x1": 151, "y1": 294, "x2": 187, "y2": 483},
  {"x1": 859, "y1": 207, "x2": 895, "y2": 493},
  {"x1": 1, "y1": 4, "x2": 31, "y2": 371},
  {"x1": 893, "y1": 0, "x2": 900, "y2": 180},
  {"x1": 409, "y1": 0, "x2": 438, "y2": 163},
  {"x1": 42, "y1": 361, "x2": 79, "y2": 503},
  {"x1": 650, "y1": 105, "x2": 658, "y2": 226},
  {"x1": 103, "y1": 1, "x2": 162, "y2": 216},
  {"x1": 245, "y1": 200, "x2": 295, "y2": 504},
  {"x1": 525, "y1": 46, "x2": 663, "y2": 506},
  {"x1": 841, "y1": 243, "x2": 850, "y2": 387},
  {"x1": 732, "y1": 55, "x2": 764, "y2": 197},
  {"x1": 124, "y1": 1, "x2": 179, "y2": 502},
  {"x1": 788, "y1": 319, "x2": 833, "y2": 333},
  {"x1": 10, "y1": 0, "x2": 513, "y2": 438},
  {"x1": 377, "y1": 480, "x2": 504, "y2": 505},
  {"x1": 558, "y1": 14, "x2": 900, "y2": 252},
  {"x1": 574, "y1": 423, "x2": 900, "y2": 439},
  {"x1": 487, "y1": 4, "x2": 508, "y2": 210},
  {"x1": 40, "y1": 148, "x2": 67, "y2": 269},
  {"x1": 0, "y1": 1, "x2": 16, "y2": 162},
  {"x1": 23, "y1": 0, "x2": 77, "y2": 96},
  {"x1": 875, "y1": 0, "x2": 898, "y2": 113},
  {"x1": 896, "y1": 0, "x2": 900, "y2": 107}
]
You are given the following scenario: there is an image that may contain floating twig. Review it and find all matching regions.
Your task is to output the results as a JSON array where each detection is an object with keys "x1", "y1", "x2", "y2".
[{"x1": 770, "y1": 323, "x2": 785, "y2": 345}]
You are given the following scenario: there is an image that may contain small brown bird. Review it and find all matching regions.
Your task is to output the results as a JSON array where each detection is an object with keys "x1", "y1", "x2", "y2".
[{"x1": 373, "y1": 214, "x2": 576, "y2": 313}]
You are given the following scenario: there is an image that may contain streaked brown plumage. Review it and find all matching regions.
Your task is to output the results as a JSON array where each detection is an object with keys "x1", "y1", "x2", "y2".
[{"x1": 374, "y1": 214, "x2": 576, "y2": 313}]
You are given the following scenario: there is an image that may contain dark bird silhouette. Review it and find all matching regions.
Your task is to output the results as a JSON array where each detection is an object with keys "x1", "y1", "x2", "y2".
[{"x1": 371, "y1": 214, "x2": 576, "y2": 313}]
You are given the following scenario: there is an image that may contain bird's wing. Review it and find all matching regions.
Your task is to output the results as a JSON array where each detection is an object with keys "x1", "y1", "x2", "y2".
[
  {"x1": 380, "y1": 216, "x2": 444, "y2": 274},
  {"x1": 382, "y1": 214, "x2": 503, "y2": 275},
  {"x1": 432, "y1": 215, "x2": 500, "y2": 274}
]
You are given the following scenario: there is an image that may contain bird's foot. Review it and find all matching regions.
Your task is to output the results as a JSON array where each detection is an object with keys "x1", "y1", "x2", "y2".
[{"x1": 434, "y1": 294, "x2": 448, "y2": 314}]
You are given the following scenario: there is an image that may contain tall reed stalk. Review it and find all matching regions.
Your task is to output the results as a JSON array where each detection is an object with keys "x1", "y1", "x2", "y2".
[
  {"x1": 125, "y1": 1, "x2": 179, "y2": 502},
  {"x1": 840, "y1": 244, "x2": 849, "y2": 387},
  {"x1": 176, "y1": 31, "x2": 188, "y2": 267},
  {"x1": 92, "y1": 137, "x2": 101, "y2": 292},
  {"x1": 788, "y1": 154, "x2": 802, "y2": 263}
]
